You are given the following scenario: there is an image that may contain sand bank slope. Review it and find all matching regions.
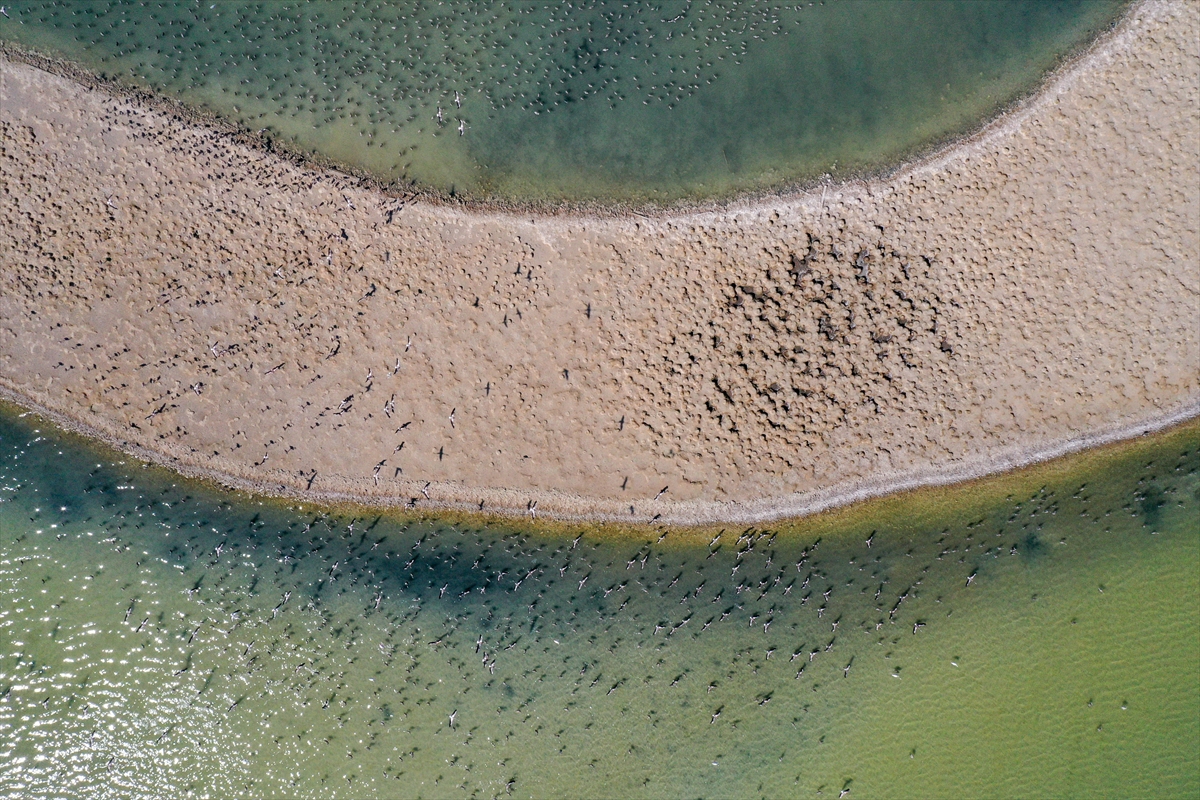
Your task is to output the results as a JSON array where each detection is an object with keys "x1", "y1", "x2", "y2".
[{"x1": 1, "y1": 0, "x2": 1196, "y2": 524}]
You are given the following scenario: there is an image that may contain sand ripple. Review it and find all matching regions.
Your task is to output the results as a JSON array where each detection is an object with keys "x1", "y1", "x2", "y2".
[{"x1": 0, "y1": 0, "x2": 1196, "y2": 524}]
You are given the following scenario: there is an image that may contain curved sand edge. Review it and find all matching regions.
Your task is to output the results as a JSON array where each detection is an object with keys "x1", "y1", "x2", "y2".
[
  {"x1": 1, "y1": 0, "x2": 1197, "y2": 525},
  {"x1": 2, "y1": 383, "x2": 1196, "y2": 527},
  {"x1": 0, "y1": 4, "x2": 1130, "y2": 217}
]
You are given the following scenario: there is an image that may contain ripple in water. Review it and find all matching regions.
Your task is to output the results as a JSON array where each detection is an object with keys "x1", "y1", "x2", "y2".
[{"x1": 0, "y1": 405, "x2": 1196, "y2": 797}]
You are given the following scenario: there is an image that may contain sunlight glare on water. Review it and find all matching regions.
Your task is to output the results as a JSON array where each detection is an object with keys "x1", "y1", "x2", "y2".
[{"x1": 0, "y1": 404, "x2": 1195, "y2": 798}]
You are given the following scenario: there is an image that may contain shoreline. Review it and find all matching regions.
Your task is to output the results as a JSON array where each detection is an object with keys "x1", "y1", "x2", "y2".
[
  {"x1": 1, "y1": 385, "x2": 1196, "y2": 528},
  {"x1": 1, "y1": 0, "x2": 1196, "y2": 526},
  {"x1": 0, "y1": 2, "x2": 1130, "y2": 217}
]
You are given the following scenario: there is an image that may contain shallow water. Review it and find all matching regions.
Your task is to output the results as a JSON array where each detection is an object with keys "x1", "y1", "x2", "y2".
[
  {"x1": 0, "y1": 403, "x2": 1195, "y2": 798},
  {"x1": 0, "y1": 1, "x2": 1124, "y2": 203}
]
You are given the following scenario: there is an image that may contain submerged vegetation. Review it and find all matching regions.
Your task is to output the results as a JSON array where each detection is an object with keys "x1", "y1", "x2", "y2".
[
  {"x1": 0, "y1": 0, "x2": 1125, "y2": 204},
  {"x1": 0, "y1": 3, "x2": 1193, "y2": 797},
  {"x1": 0, "y1": 406, "x2": 1195, "y2": 797}
]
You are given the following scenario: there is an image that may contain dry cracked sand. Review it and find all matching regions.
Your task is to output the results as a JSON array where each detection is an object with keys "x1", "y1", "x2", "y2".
[{"x1": 1, "y1": 0, "x2": 1197, "y2": 525}]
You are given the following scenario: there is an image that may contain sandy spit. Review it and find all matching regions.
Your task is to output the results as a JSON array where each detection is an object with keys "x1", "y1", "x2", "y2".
[{"x1": 1, "y1": 0, "x2": 1197, "y2": 526}]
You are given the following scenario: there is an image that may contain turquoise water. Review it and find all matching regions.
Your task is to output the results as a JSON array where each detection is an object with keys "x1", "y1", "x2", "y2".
[
  {"x1": 0, "y1": 403, "x2": 1195, "y2": 798},
  {"x1": 0, "y1": 1, "x2": 1125, "y2": 203}
]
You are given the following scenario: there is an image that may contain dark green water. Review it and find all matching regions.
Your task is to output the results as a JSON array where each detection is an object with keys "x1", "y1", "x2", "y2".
[
  {"x1": 0, "y1": 402, "x2": 1196, "y2": 798},
  {"x1": 0, "y1": 1, "x2": 1124, "y2": 203}
]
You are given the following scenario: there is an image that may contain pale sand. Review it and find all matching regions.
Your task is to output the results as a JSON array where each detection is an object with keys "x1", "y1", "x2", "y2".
[{"x1": 1, "y1": 0, "x2": 1197, "y2": 525}]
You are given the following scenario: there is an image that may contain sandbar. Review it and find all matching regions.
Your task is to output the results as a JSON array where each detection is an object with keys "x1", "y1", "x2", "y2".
[{"x1": 0, "y1": 0, "x2": 1196, "y2": 525}]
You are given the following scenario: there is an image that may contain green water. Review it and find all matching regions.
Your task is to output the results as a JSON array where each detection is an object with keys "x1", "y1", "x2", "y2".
[
  {"x1": 0, "y1": 1, "x2": 1124, "y2": 204},
  {"x1": 0, "y1": 404, "x2": 1195, "y2": 798}
]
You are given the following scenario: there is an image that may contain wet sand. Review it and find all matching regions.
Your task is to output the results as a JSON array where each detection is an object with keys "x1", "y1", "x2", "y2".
[{"x1": 0, "y1": 0, "x2": 1196, "y2": 525}]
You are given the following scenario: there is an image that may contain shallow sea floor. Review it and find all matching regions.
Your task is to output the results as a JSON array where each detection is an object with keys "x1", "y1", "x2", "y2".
[
  {"x1": 0, "y1": 405, "x2": 1196, "y2": 798},
  {"x1": 0, "y1": 0, "x2": 1124, "y2": 203}
]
